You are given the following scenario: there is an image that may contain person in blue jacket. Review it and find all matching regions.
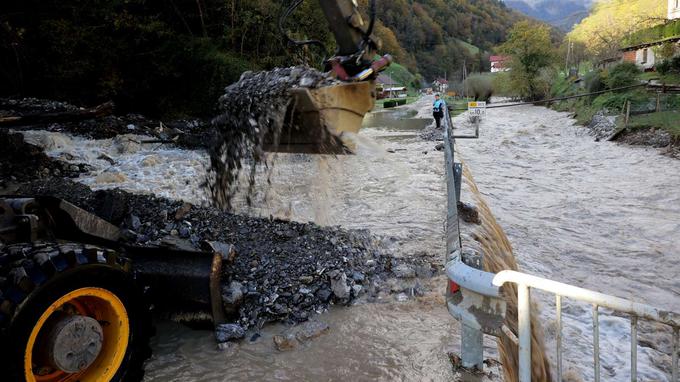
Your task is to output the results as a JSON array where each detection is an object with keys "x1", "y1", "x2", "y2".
[{"x1": 433, "y1": 94, "x2": 444, "y2": 128}]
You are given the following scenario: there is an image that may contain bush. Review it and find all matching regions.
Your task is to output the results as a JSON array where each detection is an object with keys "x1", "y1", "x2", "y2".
[
  {"x1": 656, "y1": 56, "x2": 680, "y2": 75},
  {"x1": 656, "y1": 60, "x2": 672, "y2": 75},
  {"x1": 534, "y1": 67, "x2": 558, "y2": 100},
  {"x1": 584, "y1": 70, "x2": 606, "y2": 93},
  {"x1": 464, "y1": 74, "x2": 494, "y2": 101},
  {"x1": 491, "y1": 72, "x2": 516, "y2": 97},
  {"x1": 384, "y1": 100, "x2": 397, "y2": 108},
  {"x1": 604, "y1": 63, "x2": 641, "y2": 89},
  {"x1": 591, "y1": 90, "x2": 649, "y2": 113}
]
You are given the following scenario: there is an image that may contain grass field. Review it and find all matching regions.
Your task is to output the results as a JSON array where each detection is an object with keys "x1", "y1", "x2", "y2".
[{"x1": 626, "y1": 111, "x2": 680, "y2": 137}]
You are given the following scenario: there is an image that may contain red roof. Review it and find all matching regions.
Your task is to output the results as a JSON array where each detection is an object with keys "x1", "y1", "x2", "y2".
[
  {"x1": 434, "y1": 78, "x2": 449, "y2": 84},
  {"x1": 490, "y1": 55, "x2": 510, "y2": 62}
]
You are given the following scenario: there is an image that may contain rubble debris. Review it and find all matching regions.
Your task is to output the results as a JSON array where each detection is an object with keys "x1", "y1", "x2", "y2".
[
  {"x1": 0, "y1": 101, "x2": 113, "y2": 127},
  {"x1": 0, "y1": 97, "x2": 210, "y2": 146},
  {"x1": 16, "y1": 179, "x2": 395, "y2": 329},
  {"x1": 215, "y1": 323, "x2": 246, "y2": 343},
  {"x1": 586, "y1": 110, "x2": 618, "y2": 141},
  {"x1": 393, "y1": 264, "x2": 416, "y2": 279},
  {"x1": 207, "y1": 66, "x2": 339, "y2": 208},
  {"x1": 0, "y1": 131, "x2": 89, "y2": 184}
]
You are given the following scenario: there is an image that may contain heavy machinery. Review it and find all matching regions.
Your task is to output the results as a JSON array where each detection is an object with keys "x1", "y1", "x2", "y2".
[
  {"x1": 271, "y1": 0, "x2": 391, "y2": 153},
  {"x1": 0, "y1": 1, "x2": 388, "y2": 381}
]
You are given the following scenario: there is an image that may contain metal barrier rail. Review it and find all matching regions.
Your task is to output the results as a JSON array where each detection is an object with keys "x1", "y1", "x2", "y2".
[
  {"x1": 441, "y1": 100, "x2": 680, "y2": 381},
  {"x1": 493, "y1": 270, "x2": 680, "y2": 382}
]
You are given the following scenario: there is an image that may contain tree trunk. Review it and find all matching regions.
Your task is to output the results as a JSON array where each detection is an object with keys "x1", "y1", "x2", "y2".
[{"x1": 195, "y1": 0, "x2": 208, "y2": 37}]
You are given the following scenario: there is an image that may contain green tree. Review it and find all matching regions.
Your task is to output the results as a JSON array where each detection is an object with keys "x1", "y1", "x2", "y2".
[{"x1": 498, "y1": 21, "x2": 556, "y2": 100}]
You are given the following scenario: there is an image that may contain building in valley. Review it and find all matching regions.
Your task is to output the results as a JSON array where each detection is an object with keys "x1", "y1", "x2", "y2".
[
  {"x1": 620, "y1": 1, "x2": 680, "y2": 70},
  {"x1": 489, "y1": 55, "x2": 511, "y2": 73}
]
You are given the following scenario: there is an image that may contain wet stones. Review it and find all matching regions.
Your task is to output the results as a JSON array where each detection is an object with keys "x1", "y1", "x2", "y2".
[
  {"x1": 222, "y1": 281, "x2": 244, "y2": 314},
  {"x1": 273, "y1": 333, "x2": 298, "y2": 351},
  {"x1": 215, "y1": 323, "x2": 246, "y2": 343},
  {"x1": 393, "y1": 264, "x2": 416, "y2": 279},
  {"x1": 273, "y1": 320, "x2": 330, "y2": 351},
  {"x1": 329, "y1": 270, "x2": 351, "y2": 300},
  {"x1": 587, "y1": 110, "x2": 618, "y2": 141}
]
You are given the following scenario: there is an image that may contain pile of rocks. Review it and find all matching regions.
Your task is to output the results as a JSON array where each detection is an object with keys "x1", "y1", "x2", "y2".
[
  {"x1": 0, "y1": 97, "x2": 210, "y2": 146},
  {"x1": 587, "y1": 110, "x2": 618, "y2": 141},
  {"x1": 17, "y1": 179, "x2": 397, "y2": 329}
]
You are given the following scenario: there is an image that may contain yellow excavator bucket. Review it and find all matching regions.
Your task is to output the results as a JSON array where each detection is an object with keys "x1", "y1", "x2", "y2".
[{"x1": 265, "y1": 81, "x2": 375, "y2": 154}]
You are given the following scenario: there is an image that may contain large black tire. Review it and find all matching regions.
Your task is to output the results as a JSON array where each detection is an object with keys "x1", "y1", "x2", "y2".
[{"x1": 0, "y1": 242, "x2": 152, "y2": 382}]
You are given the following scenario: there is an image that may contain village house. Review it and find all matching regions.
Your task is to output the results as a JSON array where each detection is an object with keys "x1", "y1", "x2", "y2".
[
  {"x1": 670, "y1": 0, "x2": 680, "y2": 19},
  {"x1": 489, "y1": 55, "x2": 511, "y2": 73},
  {"x1": 432, "y1": 78, "x2": 449, "y2": 93},
  {"x1": 620, "y1": 0, "x2": 680, "y2": 70}
]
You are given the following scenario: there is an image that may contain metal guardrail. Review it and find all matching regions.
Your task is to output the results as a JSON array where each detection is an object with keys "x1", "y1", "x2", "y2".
[
  {"x1": 493, "y1": 270, "x2": 680, "y2": 382},
  {"x1": 442, "y1": 101, "x2": 507, "y2": 369},
  {"x1": 442, "y1": 100, "x2": 680, "y2": 381}
]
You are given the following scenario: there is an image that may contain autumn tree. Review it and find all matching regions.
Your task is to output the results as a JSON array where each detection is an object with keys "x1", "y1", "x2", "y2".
[
  {"x1": 498, "y1": 21, "x2": 556, "y2": 100},
  {"x1": 568, "y1": 0, "x2": 666, "y2": 59}
]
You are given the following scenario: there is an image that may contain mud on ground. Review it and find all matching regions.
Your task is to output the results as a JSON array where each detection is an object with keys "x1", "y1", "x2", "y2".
[{"x1": 616, "y1": 128, "x2": 680, "y2": 159}]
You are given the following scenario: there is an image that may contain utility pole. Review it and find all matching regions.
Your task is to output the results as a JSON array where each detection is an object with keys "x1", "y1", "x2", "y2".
[
  {"x1": 565, "y1": 37, "x2": 573, "y2": 77},
  {"x1": 462, "y1": 59, "x2": 468, "y2": 99}
]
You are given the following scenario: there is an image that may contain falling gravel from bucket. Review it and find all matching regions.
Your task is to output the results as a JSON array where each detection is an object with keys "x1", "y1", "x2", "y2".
[
  {"x1": 207, "y1": 66, "x2": 339, "y2": 209},
  {"x1": 461, "y1": 161, "x2": 552, "y2": 382}
]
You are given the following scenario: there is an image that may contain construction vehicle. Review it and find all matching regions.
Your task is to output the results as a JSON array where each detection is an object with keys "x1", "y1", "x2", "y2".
[
  {"x1": 272, "y1": 0, "x2": 391, "y2": 154},
  {"x1": 0, "y1": 1, "x2": 388, "y2": 381}
]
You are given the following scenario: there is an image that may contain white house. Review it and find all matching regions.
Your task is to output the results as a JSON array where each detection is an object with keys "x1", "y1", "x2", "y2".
[
  {"x1": 489, "y1": 56, "x2": 510, "y2": 73},
  {"x1": 669, "y1": 0, "x2": 680, "y2": 19},
  {"x1": 621, "y1": 1, "x2": 680, "y2": 70},
  {"x1": 432, "y1": 78, "x2": 449, "y2": 93}
]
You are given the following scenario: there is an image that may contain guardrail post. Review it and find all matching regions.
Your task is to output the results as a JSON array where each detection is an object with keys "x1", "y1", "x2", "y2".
[
  {"x1": 453, "y1": 163, "x2": 462, "y2": 204},
  {"x1": 461, "y1": 323, "x2": 484, "y2": 369},
  {"x1": 518, "y1": 284, "x2": 532, "y2": 382},
  {"x1": 593, "y1": 304, "x2": 600, "y2": 382}
]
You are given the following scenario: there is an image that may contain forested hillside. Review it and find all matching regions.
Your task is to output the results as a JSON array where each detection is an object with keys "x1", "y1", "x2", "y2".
[
  {"x1": 1, "y1": 0, "x2": 527, "y2": 116},
  {"x1": 372, "y1": 0, "x2": 527, "y2": 80}
]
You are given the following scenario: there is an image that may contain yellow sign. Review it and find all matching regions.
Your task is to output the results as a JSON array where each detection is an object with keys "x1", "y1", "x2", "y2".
[{"x1": 468, "y1": 102, "x2": 478, "y2": 107}]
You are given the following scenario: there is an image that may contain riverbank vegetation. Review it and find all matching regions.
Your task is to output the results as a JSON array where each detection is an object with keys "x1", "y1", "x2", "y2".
[{"x1": 484, "y1": 5, "x2": 679, "y2": 144}]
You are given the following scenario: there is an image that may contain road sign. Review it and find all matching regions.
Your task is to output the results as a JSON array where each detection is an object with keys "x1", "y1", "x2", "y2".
[{"x1": 468, "y1": 101, "x2": 486, "y2": 116}]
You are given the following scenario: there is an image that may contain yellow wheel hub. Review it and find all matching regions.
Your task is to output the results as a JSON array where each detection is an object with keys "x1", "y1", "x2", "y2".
[{"x1": 24, "y1": 287, "x2": 130, "y2": 382}]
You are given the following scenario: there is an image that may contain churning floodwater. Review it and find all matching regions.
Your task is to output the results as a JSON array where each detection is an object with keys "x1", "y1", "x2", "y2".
[
  {"x1": 455, "y1": 103, "x2": 680, "y2": 381},
  {"x1": 19, "y1": 96, "x2": 680, "y2": 381}
]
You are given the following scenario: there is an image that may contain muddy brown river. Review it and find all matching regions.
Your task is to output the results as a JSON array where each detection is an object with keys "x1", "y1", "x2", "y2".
[{"x1": 22, "y1": 96, "x2": 680, "y2": 381}]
